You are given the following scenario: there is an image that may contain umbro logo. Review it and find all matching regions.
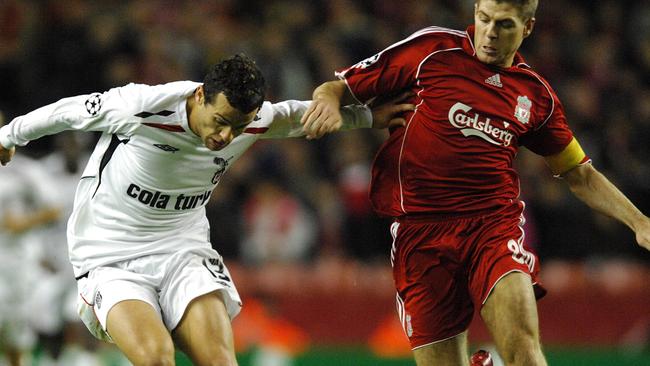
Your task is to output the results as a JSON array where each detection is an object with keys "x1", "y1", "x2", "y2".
[
  {"x1": 154, "y1": 144, "x2": 180, "y2": 152},
  {"x1": 485, "y1": 74, "x2": 503, "y2": 88}
]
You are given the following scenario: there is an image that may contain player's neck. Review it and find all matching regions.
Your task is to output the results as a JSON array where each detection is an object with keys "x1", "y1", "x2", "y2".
[{"x1": 186, "y1": 95, "x2": 198, "y2": 136}]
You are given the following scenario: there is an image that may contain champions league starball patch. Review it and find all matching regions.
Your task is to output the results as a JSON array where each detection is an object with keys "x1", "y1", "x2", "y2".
[
  {"x1": 355, "y1": 53, "x2": 380, "y2": 69},
  {"x1": 85, "y1": 93, "x2": 104, "y2": 116}
]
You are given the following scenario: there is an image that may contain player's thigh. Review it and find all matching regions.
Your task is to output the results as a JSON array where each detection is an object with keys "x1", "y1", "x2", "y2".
[
  {"x1": 107, "y1": 300, "x2": 175, "y2": 364},
  {"x1": 412, "y1": 331, "x2": 468, "y2": 366},
  {"x1": 479, "y1": 271, "x2": 541, "y2": 352},
  {"x1": 172, "y1": 290, "x2": 237, "y2": 366}
]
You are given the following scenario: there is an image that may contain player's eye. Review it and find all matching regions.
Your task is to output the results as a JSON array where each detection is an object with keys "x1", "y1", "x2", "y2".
[{"x1": 214, "y1": 118, "x2": 229, "y2": 127}]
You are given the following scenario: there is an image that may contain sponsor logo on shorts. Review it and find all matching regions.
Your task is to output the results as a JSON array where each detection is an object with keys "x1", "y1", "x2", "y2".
[{"x1": 448, "y1": 102, "x2": 514, "y2": 146}]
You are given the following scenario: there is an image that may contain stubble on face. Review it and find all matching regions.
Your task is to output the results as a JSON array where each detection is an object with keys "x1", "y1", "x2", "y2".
[{"x1": 473, "y1": 0, "x2": 533, "y2": 67}]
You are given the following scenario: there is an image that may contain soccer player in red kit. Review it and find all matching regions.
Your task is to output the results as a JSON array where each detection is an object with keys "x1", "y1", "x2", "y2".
[{"x1": 301, "y1": 0, "x2": 650, "y2": 365}]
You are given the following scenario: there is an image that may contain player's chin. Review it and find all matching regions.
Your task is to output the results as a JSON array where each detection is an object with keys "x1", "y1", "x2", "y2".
[
  {"x1": 205, "y1": 138, "x2": 227, "y2": 151},
  {"x1": 477, "y1": 51, "x2": 501, "y2": 65}
]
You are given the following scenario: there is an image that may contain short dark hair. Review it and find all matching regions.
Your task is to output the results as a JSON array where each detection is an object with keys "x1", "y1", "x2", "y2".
[
  {"x1": 478, "y1": 0, "x2": 538, "y2": 20},
  {"x1": 202, "y1": 54, "x2": 266, "y2": 114}
]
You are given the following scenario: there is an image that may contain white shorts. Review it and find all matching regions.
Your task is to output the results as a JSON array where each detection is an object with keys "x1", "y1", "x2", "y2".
[{"x1": 76, "y1": 248, "x2": 241, "y2": 342}]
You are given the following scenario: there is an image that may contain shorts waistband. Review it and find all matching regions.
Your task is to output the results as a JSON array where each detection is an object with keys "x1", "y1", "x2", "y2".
[{"x1": 394, "y1": 208, "x2": 501, "y2": 224}]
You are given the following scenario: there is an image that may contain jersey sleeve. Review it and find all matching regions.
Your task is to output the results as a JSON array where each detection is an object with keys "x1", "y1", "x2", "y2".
[
  {"x1": 259, "y1": 100, "x2": 372, "y2": 139},
  {"x1": 0, "y1": 85, "x2": 142, "y2": 148},
  {"x1": 519, "y1": 88, "x2": 575, "y2": 157},
  {"x1": 335, "y1": 29, "x2": 452, "y2": 104}
]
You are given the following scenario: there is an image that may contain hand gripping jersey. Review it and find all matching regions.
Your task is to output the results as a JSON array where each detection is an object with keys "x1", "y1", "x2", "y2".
[
  {"x1": 0, "y1": 81, "x2": 372, "y2": 276},
  {"x1": 337, "y1": 26, "x2": 578, "y2": 218}
]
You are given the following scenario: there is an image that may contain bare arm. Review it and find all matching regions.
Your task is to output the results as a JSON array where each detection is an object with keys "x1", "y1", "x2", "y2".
[
  {"x1": 562, "y1": 163, "x2": 650, "y2": 251},
  {"x1": 2, "y1": 207, "x2": 61, "y2": 234},
  {"x1": 300, "y1": 80, "x2": 411, "y2": 138}
]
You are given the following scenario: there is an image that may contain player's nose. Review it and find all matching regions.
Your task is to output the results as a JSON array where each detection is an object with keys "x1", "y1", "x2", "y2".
[{"x1": 219, "y1": 126, "x2": 233, "y2": 143}]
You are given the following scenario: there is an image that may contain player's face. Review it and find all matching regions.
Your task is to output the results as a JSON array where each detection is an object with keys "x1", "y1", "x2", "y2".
[
  {"x1": 474, "y1": 0, "x2": 535, "y2": 67},
  {"x1": 189, "y1": 90, "x2": 258, "y2": 151}
]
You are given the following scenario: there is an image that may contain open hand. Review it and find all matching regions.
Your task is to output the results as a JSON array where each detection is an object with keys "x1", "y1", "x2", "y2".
[
  {"x1": 370, "y1": 91, "x2": 415, "y2": 129},
  {"x1": 635, "y1": 217, "x2": 650, "y2": 251}
]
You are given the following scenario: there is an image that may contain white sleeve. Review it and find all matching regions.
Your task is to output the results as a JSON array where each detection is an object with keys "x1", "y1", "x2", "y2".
[
  {"x1": 0, "y1": 86, "x2": 141, "y2": 148},
  {"x1": 260, "y1": 100, "x2": 373, "y2": 139}
]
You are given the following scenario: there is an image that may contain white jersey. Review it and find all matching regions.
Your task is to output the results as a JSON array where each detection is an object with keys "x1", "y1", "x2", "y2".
[{"x1": 0, "y1": 81, "x2": 372, "y2": 277}]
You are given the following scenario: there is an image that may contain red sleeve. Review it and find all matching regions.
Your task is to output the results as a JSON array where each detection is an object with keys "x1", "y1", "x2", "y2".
[
  {"x1": 520, "y1": 82, "x2": 574, "y2": 156},
  {"x1": 336, "y1": 28, "x2": 460, "y2": 104}
]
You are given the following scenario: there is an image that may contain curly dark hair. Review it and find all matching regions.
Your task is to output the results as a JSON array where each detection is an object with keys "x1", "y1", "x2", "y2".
[{"x1": 202, "y1": 54, "x2": 266, "y2": 114}]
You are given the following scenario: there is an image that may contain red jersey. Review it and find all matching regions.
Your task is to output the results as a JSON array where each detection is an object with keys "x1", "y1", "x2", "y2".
[{"x1": 337, "y1": 26, "x2": 574, "y2": 218}]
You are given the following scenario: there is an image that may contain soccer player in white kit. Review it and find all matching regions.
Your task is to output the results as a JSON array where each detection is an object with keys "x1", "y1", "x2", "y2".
[{"x1": 0, "y1": 54, "x2": 413, "y2": 365}]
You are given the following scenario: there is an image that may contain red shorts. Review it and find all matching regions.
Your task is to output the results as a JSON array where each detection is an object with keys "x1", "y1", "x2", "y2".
[{"x1": 390, "y1": 204, "x2": 546, "y2": 349}]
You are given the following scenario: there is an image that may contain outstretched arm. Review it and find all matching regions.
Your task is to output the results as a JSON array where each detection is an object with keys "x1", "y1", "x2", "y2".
[
  {"x1": 300, "y1": 80, "x2": 351, "y2": 139},
  {"x1": 0, "y1": 86, "x2": 142, "y2": 167},
  {"x1": 301, "y1": 80, "x2": 413, "y2": 138},
  {"x1": 262, "y1": 92, "x2": 413, "y2": 139},
  {"x1": 562, "y1": 163, "x2": 650, "y2": 251}
]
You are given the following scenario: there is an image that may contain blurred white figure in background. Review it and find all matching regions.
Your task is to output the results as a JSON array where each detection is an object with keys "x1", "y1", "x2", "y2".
[
  {"x1": 30, "y1": 131, "x2": 118, "y2": 366},
  {"x1": 0, "y1": 110, "x2": 61, "y2": 366}
]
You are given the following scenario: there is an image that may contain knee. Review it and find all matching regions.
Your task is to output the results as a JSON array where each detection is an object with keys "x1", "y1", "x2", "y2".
[
  {"x1": 130, "y1": 339, "x2": 176, "y2": 366},
  {"x1": 195, "y1": 346, "x2": 238, "y2": 366},
  {"x1": 500, "y1": 335, "x2": 545, "y2": 366},
  {"x1": 202, "y1": 356, "x2": 237, "y2": 366}
]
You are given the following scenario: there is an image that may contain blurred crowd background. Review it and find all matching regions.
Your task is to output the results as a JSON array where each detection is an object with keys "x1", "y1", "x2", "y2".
[
  {"x1": 0, "y1": 0, "x2": 649, "y2": 364},
  {"x1": 2, "y1": 0, "x2": 649, "y2": 264}
]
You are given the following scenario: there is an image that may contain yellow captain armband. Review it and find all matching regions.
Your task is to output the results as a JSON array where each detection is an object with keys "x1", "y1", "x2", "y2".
[{"x1": 545, "y1": 137, "x2": 590, "y2": 177}]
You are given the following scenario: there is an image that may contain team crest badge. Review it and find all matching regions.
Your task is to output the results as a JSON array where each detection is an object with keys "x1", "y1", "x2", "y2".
[
  {"x1": 514, "y1": 95, "x2": 531, "y2": 124},
  {"x1": 211, "y1": 156, "x2": 231, "y2": 184}
]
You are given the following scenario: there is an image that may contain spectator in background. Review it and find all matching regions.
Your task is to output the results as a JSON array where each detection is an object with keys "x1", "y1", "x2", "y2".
[
  {"x1": 32, "y1": 132, "x2": 110, "y2": 366},
  {"x1": 240, "y1": 177, "x2": 317, "y2": 265},
  {"x1": 0, "y1": 111, "x2": 61, "y2": 366},
  {"x1": 0, "y1": 0, "x2": 646, "y2": 266},
  {"x1": 331, "y1": 130, "x2": 391, "y2": 261}
]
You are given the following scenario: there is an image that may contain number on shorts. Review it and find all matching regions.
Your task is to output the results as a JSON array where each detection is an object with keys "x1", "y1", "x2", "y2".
[
  {"x1": 202, "y1": 257, "x2": 232, "y2": 284},
  {"x1": 506, "y1": 239, "x2": 535, "y2": 272}
]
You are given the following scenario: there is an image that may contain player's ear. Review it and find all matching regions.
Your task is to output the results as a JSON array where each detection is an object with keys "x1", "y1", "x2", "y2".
[
  {"x1": 523, "y1": 17, "x2": 535, "y2": 38},
  {"x1": 195, "y1": 86, "x2": 206, "y2": 105}
]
